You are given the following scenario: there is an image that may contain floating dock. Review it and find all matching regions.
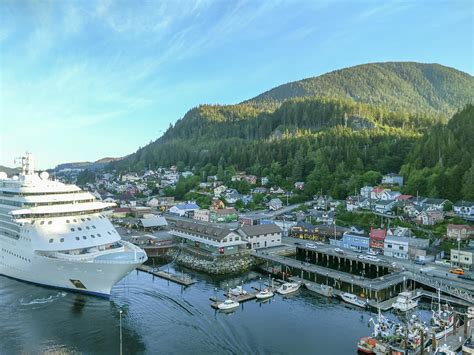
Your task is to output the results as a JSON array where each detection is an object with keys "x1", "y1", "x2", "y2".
[
  {"x1": 137, "y1": 265, "x2": 195, "y2": 286},
  {"x1": 210, "y1": 285, "x2": 279, "y2": 309}
]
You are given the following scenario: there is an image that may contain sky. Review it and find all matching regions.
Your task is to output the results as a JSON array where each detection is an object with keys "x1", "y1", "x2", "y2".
[{"x1": 0, "y1": 0, "x2": 473, "y2": 169}]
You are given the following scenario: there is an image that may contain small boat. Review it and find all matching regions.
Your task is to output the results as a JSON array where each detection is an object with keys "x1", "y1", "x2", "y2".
[
  {"x1": 340, "y1": 292, "x2": 367, "y2": 308},
  {"x1": 392, "y1": 291, "x2": 418, "y2": 312},
  {"x1": 256, "y1": 288, "x2": 274, "y2": 300},
  {"x1": 229, "y1": 285, "x2": 247, "y2": 296},
  {"x1": 277, "y1": 282, "x2": 301, "y2": 295},
  {"x1": 304, "y1": 282, "x2": 333, "y2": 297},
  {"x1": 218, "y1": 299, "x2": 239, "y2": 311},
  {"x1": 434, "y1": 343, "x2": 456, "y2": 355},
  {"x1": 357, "y1": 336, "x2": 388, "y2": 354}
]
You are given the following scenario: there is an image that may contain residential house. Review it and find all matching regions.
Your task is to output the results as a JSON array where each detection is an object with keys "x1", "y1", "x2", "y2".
[
  {"x1": 387, "y1": 227, "x2": 412, "y2": 238},
  {"x1": 169, "y1": 203, "x2": 199, "y2": 217},
  {"x1": 169, "y1": 220, "x2": 247, "y2": 255},
  {"x1": 181, "y1": 171, "x2": 194, "y2": 178},
  {"x1": 268, "y1": 198, "x2": 283, "y2": 211},
  {"x1": 309, "y1": 210, "x2": 335, "y2": 225},
  {"x1": 380, "y1": 190, "x2": 401, "y2": 201},
  {"x1": 270, "y1": 186, "x2": 285, "y2": 194},
  {"x1": 193, "y1": 209, "x2": 210, "y2": 222},
  {"x1": 453, "y1": 201, "x2": 474, "y2": 217},
  {"x1": 341, "y1": 231, "x2": 370, "y2": 252},
  {"x1": 238, "y1": 223, "x2": 282, "y2": 249},
  {"x1": 447, "y1": 224, "x2": 474, "y2": 241},
  {"x1": 450, "y1": 247, "x2": 474, "y2": 270},
  {"x1": 360, "y1": 186, "x2": 373, "y2": 199},
  {"x1": 374, "y1": 200, "x2": 396, "y2": 214},
  {"x1": 118, "y1": 194, "x2": 137, "y2": 208},
  {"x1": 225, "y1": 193, "x2": 243, "y2": 205},
  {"x1": 369, "y1": 228, "x2": 387, "y2": 253},
  {"x1": 346, "y1": 196, "x2": 361, "y2": 212},
  {"x1": 422, "y1": 198, "x2": 450, "y2": 211},
  {"x1": 210, "y1": 198, "x2": 226, "y2": 210},
  {"x1": 371, "y1": 187, "x2": 386, "y2": 200},
  {"x1": 243, "y1": 175, "x2": 257, "y2": 185},
  {"x1": 213, "y1": 185, "x2": 227, "y2": 197},
  {"x1": 415, "y1": 210, "x2": 444, "y2": 225},
  {"x1": 239, "y1": 215, "x2": 261, "y2": 226},
  {"x1": 231, "y1": 172, "x2": 246, "y2": 182},
  {"x1": 252, "y1": 187, "x2": 268, "y2": 194},
  {"x1": 382, "y1": 173, "x2": 404, "y2": 187},
  {"x1": 261, "y1": 176, "x2": 269, "y2": 186},
  {"x1": 294, "y1": 182, "x2": 305, "y2": 190}
]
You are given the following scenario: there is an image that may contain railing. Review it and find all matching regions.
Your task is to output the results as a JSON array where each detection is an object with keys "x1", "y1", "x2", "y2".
[{"x1": 411, "y1": 273, "x2": 474, "y2": 304}]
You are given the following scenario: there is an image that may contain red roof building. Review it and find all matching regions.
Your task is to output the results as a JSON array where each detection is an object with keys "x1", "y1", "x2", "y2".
[{"x1": 369, "y1": 228, "x2": 387, "y2": 251}]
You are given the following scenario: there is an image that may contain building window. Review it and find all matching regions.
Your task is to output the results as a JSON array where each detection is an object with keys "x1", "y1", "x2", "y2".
[
  {"x1": 66, "y1": 220, "x2": 70, "y2": 223},
  {"x1": 48, "y1": 221, "x2": 52, "y2": 225}
]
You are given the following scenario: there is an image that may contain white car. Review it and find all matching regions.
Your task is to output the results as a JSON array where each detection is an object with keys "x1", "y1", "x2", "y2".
[
  {"x1": 365, "y1": 255, "x2": 381, "y2": 262},
  {"x1": 366, "y1": 250, "x2": 377, "y2": 256},
  {"x1": 334, "y1": 248, "x2": 344, "y2": 254},
  {"x1": 306, "y1": 243, "x2": 317, "y2": 249},
  {"x1": 314, "y1": 241, "x2": 324, "y2": 246},
  {"x1": 357, "y1": 255, "x2": 367, "y2": 260}
]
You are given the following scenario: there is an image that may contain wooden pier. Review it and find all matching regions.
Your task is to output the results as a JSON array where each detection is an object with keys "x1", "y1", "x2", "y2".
[{"x1": 137, "y1": 265, "x2": 195, "y2": 286}]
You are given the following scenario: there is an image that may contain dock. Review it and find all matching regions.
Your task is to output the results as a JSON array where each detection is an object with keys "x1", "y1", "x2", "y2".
[
  {"x1": 210, "y1": 284, "x2": 279, "y2": 309},
  {"x1": 137, "y1": 265, "x2": 195, "y2": 286}
]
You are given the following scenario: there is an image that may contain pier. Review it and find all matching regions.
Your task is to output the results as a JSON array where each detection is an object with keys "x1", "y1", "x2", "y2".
[
  {"x1": 210, "y1": 285, "x2": 279, "y2": 309},
  {"x1": 137, "y1": 265, "x2": 195, "y2": 286}
]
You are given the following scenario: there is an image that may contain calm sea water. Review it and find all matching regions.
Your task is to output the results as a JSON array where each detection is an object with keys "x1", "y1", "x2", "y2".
[{"x1": 0, "y1": 263, "x2": 417, "y2": 354}]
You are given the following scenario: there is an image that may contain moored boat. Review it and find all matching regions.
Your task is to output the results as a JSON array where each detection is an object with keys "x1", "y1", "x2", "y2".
[
  {"x1": 392, "y1": 291, "x2": 418, "y2": 312},
  {"x1": 304, "y1": 282, "x2": 334, "y2": 297},
  {"x1": 341, "y1": 292, "x2": 367, "y2": 308},
  {"x1": 256, "y1": 288, "x2": 274, "y2": 300},
  {"x1": 218, "y1": 299, "x2": 240, "y2": 311},
  {"x1": 276, "y1": 282, "x2": 301, "y2": 295}
]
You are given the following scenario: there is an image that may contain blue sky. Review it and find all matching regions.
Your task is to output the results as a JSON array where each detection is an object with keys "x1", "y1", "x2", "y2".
[{"x1": 0, "y1": 0, "x2": 472, "y2": 169}]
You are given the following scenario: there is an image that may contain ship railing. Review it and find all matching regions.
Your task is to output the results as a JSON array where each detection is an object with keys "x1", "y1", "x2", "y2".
[{"x1": 39, "y1": 245, "x2": 126, "y2": 262}]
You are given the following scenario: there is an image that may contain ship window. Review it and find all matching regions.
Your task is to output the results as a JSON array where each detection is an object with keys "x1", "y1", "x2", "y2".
[
  {"x1": 87, "y1": 217, "x2": 91, "y2": 221},
  {"x1": 66, "y1": 220, "x2": 70, "y2": 223},
  {"x1": 31, "y1": 220, "x2": 35, "y2": 224},
  {"x1": 82, "y1": 236, "x2": 87, "y2": 240},
  {"x1": 76, "y1": 237, "x2": 80, "y2": 241},
  {"x1": 107, "y1": 231, "x2": 111, "y2": 235},
  {"x1": 91, "y1": 234, "x2": 95, "y2": 238},
  {"x1": 60, "y1": 238, "x2": 64, "y2": 242},
  {"x1": 73, "y1": 219, "x2": 77, "y2": 222},
  {"x1": 40, "y1": 221, "x2": 45, "y2": 225},
  {"x1": 81, "y1": 218, "x2": 85, "y2": 222},
  {"x1": 78, "y1": 227, "x2": 82, "y2": 231},
  {"x1": 71, "y1": 228, "x2": 75, "y2": 232},
  {"x1": 86, "y1": 226, "x2": 90, "y2": 230},
  {"x1": 48, "y1": 221, "x2": 52, "y2": 225},
  {"x1": 97, "y1": 233, "x2": 101, "y2": 237},
  {"x1": 92, "y1": 226, "x2": 96, "y2": 229},
  {"x1": 49, "y1": 238, "x2": 53, "y2": 243}
]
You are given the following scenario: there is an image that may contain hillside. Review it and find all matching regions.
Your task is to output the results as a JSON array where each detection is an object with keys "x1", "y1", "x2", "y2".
[
  {"x1": 246, "y1": 62, "x2": 474, "y2": 116},
  {"x1": 54, "y1": 157, "x2": 120, "y2": 172},
  {"x1": 112, "y1": 62, "x2": 473, "y2": 200},
  {"x1": 0, "y1": 165, "x2": 20, "y2": 176}
]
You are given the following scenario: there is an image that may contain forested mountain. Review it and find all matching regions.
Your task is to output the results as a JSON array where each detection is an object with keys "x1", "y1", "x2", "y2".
[
  {"x1": 247, "y1": 62, "x2": 474, "y2": 116},
  {"x1": 0, "y1": 165, "x2": 20, "y2": 177},
  {"x1": 112, "y1": 62, "x2": 473, "y2": 200}
]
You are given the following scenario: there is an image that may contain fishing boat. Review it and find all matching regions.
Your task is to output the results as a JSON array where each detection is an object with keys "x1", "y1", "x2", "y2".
[
  {"x1": 430, "y1": 290, "x2": 455, "y2": 340},
  {"x1": 304, "y1": 282, "x2": 334, "y2": 297},
  {"x1": 276, "y1": 282, "x2": 301, "y2": 295},
  {"x1": 218, "y1": 299, "x2": 240, "y2": 311},
  {"x1": 341, "y1": 292, "x2": 367, "y2": 308},
  {"x1": 392, "y1": 291, "x2": 418, "y2": 312},
  {"x1": 462, "y1": 334, "x2": 474, "y2": 354},
  {"x1": 229, "y1": 285, "x2": 247, "y2": 296},
  {"x1": 256, "y1": 288, "x2": 274, "y2": 300},
  {"x1": 433, "y1": 344, "x2": 456, "y2": 355}
]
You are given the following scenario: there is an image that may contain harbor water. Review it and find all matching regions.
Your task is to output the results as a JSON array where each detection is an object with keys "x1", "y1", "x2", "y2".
[{"x1": 0, "y1": 262, "x2": 432, "y2": 354}]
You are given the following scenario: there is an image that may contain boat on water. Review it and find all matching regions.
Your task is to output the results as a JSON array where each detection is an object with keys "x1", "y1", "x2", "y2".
[
  {"x1": 229, "y1": 285, "x2": 247, "y2": 296},
  {"x1": 304, "y1": 282, "x2": 333, "y2": 297},
  {"x1": 392, "y1": 291, "x2": 418, "y2": 312},
  {"x1": 341, "y1": 292, "x2": 367, "y2": 308},
  {"x1": 276, "y1": 282, "x2": 301, "y2": 295},
  {"x1": 256, "y1": 288, "x2": 274, "y2": 300},
  {"x1": 0, "y1": 153, "x2": 147, "y2": 297},
  {"x1": 218, "y1": 299, "x2": 240, "y2": 311}
]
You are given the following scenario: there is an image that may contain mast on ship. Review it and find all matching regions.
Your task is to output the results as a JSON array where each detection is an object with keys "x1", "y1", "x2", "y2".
[{"x1": 15, "y1": 152, "x2": 35, "y2": 176}]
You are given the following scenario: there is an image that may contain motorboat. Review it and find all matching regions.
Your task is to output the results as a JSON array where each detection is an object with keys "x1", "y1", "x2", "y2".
[
  {"x1": 304, "y1": 282, "x2": 334, "y2": 297},
  {"x1": 229, "y1": 285, "x2": 247, "y2": 296},
  {"x1": 340, "y1": 292, "x2": 367, "y2": 308},
  {"x1": 256, "y1": 288, "x2": 274, "y2": 300},
  {"x1": 217, "y1": 299, "x2": 239, "y2": 311},
  {"x1": 276, "y1": 282, "x2": 301, "y2": 295},
  {"x1": 392, "y1": 291, "x2": 418, "y2": 312}
]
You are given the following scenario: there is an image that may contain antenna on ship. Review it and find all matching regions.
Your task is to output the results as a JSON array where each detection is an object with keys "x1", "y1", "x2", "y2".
[{"x1": 14, "y1": 152, "x2": 35, "y2": 175}]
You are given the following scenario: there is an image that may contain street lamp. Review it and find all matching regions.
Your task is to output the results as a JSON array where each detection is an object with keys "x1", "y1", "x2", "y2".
[{"x1": 119, "y1": 309, "x2": 123, "y2": 355}]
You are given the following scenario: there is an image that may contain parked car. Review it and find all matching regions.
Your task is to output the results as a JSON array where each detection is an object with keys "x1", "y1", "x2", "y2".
[
  {"x1": 314, "y1": 241, "x2": 324, "y2": 246},
  {"x1": 365, "y1": 255, "x2": 381, "y2": 262},
  {"x1": 366, "y1": 250, "x2": 377, "y2": 256},
  {"x1": 334, "y1": 248, "x2": 344, "y2": 254},
  {"x1": 305, "y1": 243, "x2": 317, "y2": 249},
  {"x1": 357, "y1": 255, "x2": 367, "y2": 260},
  {"x1": 449, "y1": 268, "x2": 465, "y2": 275},
  {"x1": 415, "y1": 259, "x2": 426, "y2": 265}
]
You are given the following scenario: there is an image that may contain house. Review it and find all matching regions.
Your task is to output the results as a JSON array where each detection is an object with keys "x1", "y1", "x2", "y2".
[
  {"x1": 380, "y1": 190, "x2": 401, "y2": 201},
  {"x1": 341, "y1": 231, "x2": 370, "y2": 252},
  {"x1": 373, "y1": 200, "x2": 396, "y2": 214},
  {"x1": 147, "y1": 197, "x2": 160, "y2": 208},
  {"x1": 450, "y1": 247, "x2": 474, "y2": 270},
  {"x1": 238, "y1": 223, "x2": 282, "y2": 249},
  {"x1": 422, "y1": 198, "x2": 450, "y2": 211},
  {"x1": 290, "y1": 222, "x2": 318, "y2": 239},
  {"x1": 169, "y1": 203, "x2": 199, "y2": 217},
  {"x1": 181, "y1": 171, "x2": 194, "y2": 178},
  {"x1": 294, "y1": 182, "x2": 305, "y2": 190},
  {"x1": 193, "y1": 209, "x2": 210, "y2": 222},
  {"x1": 225, "y1": 193, "x2": 243, "y2": 204},
  {"x1": 239, "y1": 215, "x2": 262, "y2": 226},
  {"x1": 139, "y1": 214, "x2": 168, "y2": 229},
  {"x1": 384, "y1": 236, "x2": 409, "y2": 259},
  {"x1": 210, "y1": 198, "x2": 226, "y2": 210},
  {"x1": 453, "y1": 201, "x2": 474, "y2": 217},
  {"x1": 371, "y1": 187, "x2": 386, "y2": 200},
  {"x1": 198, "y1": 182, "x2": 212, "y2": 189},
  {"x1": 270, "y1": 186, "x2": 285, "y2": 194},
  {"x1": 346, "y1": 196, "x2": 361, "y2": 212},
  {"x1": 231, "y1": 172, "x2": 246, "y2": 182},
  {"x1": 415, "y1": 210, "x2": 444, "y2": 225},
  {"x1": 210, "y1": 208, "x2": 238, "y2": 223},
  {"x1": 369, "y1": 228, "x2": 387, "y2": 253},
  {"x1": 447, "y1": 224, "x2": 474, "y2": 241},
  {"x1": 118, "y1": 194, "x2": 137, "y2": 208},
  {"x1": 268, "y1": 198, "x2": 283, "y2": 211},
  {"x1": 252, "y1": 187, "x2": 268, "y2": 194},
  {"x1": 169, "y1": 220, "x2": 247, "y2": 255},
  {"x1": 382, "y1": 173, "x2": 404, "y2": 187},
  {"x1": 213, "y1": 185, "x2": 227, "y2": 197},
  {"x1": 243, "y1": 175, "x2": 257, "y2": 185},
  {"x1": 360, "y1": 186, "x2": 373, "y2": 199},
  {"x1": 387, "y1": 227, "x2": 411, "y2": 238},
  {"x1": 261, "y1": 176, "x2": 269, "y2": 186},
  {"x1": 309, "y1": 210, "x2": 335, "y2": 225}
]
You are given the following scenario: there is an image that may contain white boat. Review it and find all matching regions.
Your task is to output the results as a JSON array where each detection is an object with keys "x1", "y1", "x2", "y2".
[
  {"x1": 218, "y1": 299, "x2": 239, "y2": 311},
  {"x1": 392, "y1": 291, "x2": 418, "y2": 312},
  {"x1": 304, "y1": 282, "x2": 333, "y2": 297},
  {"x1": 340, "y1": 292, "x2": 367, "y2": 308},
  {"x1": 229, "y1": 285, "x2": 247, "y2": 296},
  {"x1": 276, "y1": 282, "x2": 300, "y2": 295},
  {"x1": 434, "y1": 343, "x2": 456, "y2": 355},
  {"x1": 0, "y1": 153, "x2": 148, "y2": 297},
  {"x1": 256, "y1": 288, "x2": 274, "y2": 300}
]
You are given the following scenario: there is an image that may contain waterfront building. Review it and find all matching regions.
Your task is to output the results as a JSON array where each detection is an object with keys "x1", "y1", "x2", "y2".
[
  {"x1": 384, "y1": 236, "x2": 409, "y2": 259},
  {"x1": 169, "y1": 203, "x2": 199, "y2": 217},
  {"x1": 238, "y1": 224, "x2": 282, "y2": 249},
  {"x1": 369, "y1": 228, "x2": 386, "y2": 253},
  {"x1": 169, "y1": 220, "x2": 246, "y2": 255},
  {"x1": 450, "y1": 247, "x2": 474, "y2": 270},
  {"x1": 447, "y1": 224, "x2": 474, "y2": 241},
  {"x1": 193, "y1": 209, "x2": 210, "y2": 222},
  {"x1": 341, "y1": 231, "x2": 370, "y2": 252},
  {"x1": 453, "y1": 201, "x2": 474, "y2": 217}
]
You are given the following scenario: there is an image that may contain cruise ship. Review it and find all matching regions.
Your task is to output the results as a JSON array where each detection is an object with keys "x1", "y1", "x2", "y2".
[{"x1": 0, "y1": 153, "x2": 147, "y2": 297}]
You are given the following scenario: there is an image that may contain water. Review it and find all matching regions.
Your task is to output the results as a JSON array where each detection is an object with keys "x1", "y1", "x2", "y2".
[{"x1": 0, "y1": 264, "x2": 427, "y2": 354}]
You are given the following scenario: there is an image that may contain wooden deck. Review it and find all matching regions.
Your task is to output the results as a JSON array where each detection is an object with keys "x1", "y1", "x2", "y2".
[{"x1": 137, "y1": 265, "x2": 195, "y2": 286}]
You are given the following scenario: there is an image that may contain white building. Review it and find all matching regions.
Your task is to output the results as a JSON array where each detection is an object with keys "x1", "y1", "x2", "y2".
[
  {"x1": 384, "y1": 236, "x2": 409, "y2": 259},
  {"x1": 169, "y1": 203, "x2": 199, "y2": 216},
  {"x1": 238, "y1": 224, "x2": 282, "y2": 249},
  {"x1": 193, "y1": 209, "x2": 210, "y2": 222}
]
